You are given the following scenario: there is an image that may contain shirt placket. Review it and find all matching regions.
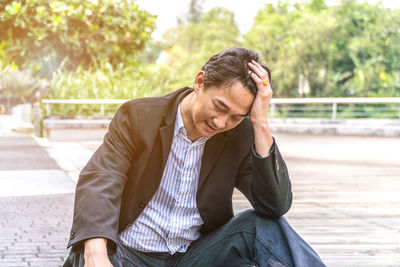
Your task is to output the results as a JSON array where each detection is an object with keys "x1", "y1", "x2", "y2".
[{"x1": 166, "y1": 135, "x2": 194, "y2": 252}]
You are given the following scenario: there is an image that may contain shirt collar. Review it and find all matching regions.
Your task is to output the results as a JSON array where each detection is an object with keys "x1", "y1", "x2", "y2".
[
  {"x1": 174, "y1": 104, "x2": 209, "y2": 144},
  {"x1": 174, "y1": 104, "x2": 185, "y2": 137}
]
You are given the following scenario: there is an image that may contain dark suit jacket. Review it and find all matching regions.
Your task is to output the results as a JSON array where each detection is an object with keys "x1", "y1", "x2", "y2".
[{"x1": 67, "y1": 87, "x2": 293, "y2": 253}]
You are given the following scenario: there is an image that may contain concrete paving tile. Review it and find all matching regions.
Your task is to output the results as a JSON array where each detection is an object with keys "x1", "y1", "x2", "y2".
[{"x1": 0, "y1": 170, "x2": 74, "y2": 197}]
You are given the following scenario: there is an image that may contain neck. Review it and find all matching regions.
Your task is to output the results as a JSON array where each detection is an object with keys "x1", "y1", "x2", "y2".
[{"x1": 180, "y1": 92, "x2": 200, "y2": 142}]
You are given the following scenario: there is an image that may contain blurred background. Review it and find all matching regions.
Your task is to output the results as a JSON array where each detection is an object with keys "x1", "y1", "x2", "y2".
[
  {"x1": 0, "y1": 0, "x2": 399, "y2": 266},
  {"x1": 0, "y1": 0, "x2": 399, "y2": 117}
]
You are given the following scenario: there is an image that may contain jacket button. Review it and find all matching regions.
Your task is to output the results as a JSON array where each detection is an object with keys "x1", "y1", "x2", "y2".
[
  {"x1": 70, "y1": 231, "x2": 76, "y2": 240},
  {"x1": 140, "y1": 201, "x2": 146, "y2": 209},
  {"x1": 275, "y1": 159, "x2": 280, "y2": 171}
]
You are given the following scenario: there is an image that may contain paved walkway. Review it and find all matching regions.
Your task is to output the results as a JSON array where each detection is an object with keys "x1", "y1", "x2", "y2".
[
  {"x1": 0, "y1": 115, "x2": 77, "y2": 266},
  {"x1": 249, "y1": 134, "x2": 400, "y2": 266},
  {"x1": 1, "y1": 114, "x2": 399, "y2": 266}
]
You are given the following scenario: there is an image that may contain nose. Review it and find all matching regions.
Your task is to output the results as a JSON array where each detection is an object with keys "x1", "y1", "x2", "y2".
[{"x1": 212, "y1": 115, "x2": 228, "y2": 130}]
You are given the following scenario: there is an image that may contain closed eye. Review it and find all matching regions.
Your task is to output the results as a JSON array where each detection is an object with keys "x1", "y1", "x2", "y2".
[
  {"x1": 213, "y1": 99, "x2": 248, "y2": 119},
  {"x1": 213, "y1": 102, "x2": 226, "y2": 113}
]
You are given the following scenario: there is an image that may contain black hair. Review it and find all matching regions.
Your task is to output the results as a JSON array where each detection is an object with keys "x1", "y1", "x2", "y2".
[{"x1": 201, "y1": 47, "x2": 271, "y2": 95}]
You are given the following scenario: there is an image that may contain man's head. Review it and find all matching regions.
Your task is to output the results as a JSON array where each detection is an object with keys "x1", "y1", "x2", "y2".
[
  {"x1": 200, "y1": 47, "x2": 271, "y2": 95},
  {"x1": 181, "y1": 48, "x2": 270, "y2": 141}
]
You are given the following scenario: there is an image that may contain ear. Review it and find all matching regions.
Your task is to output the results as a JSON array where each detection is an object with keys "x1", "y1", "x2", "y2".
[{"x1": 194, "y1": 71, "x2": 205, "y2": 93}]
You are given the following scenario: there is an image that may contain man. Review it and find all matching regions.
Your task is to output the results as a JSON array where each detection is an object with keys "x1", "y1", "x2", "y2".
[{"x1": 65, "y1": 48, "x2": 325, "y2": 266}]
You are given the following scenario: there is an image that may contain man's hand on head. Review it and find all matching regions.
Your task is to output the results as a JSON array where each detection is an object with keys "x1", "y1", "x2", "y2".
[
  {"x1": 84, "y1": 238, "x2": 113, "y2": 267},
  {"x1": 247, "y1": 60, "x2": 273, "y2": 124},
  {"x1": 247, "y1": 60, "x2": 274, "y2": 157}
]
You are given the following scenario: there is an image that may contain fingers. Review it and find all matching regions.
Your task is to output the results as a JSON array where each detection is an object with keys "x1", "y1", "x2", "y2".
[
  {"x1": 248, "y1": 60, "x2": 269, "y2": 84},
  {"x1": 248, "y1": 60, "x2": 273, "y2": 99},
  {"x1": 248, "y1": 70, "x2": 263, "y2": 84}
]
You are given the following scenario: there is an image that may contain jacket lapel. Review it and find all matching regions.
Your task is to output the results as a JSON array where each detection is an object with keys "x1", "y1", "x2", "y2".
[
  {"x1": 159, "y1": 123, "x2": 174, "y2": 172},
  {"x1": 198, "y1": 133, "x2": 227, "y2": 189},
  {"x1": 155, "y1": 87, "x2": 228, "y2": 190},
  {"x1": 158, "y1": 88, "x2": 193, "y2": 171}
]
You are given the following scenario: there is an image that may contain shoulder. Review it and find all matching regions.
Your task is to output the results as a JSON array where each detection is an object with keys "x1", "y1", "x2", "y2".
[{"x1": 119, "y1": 87, "x2": 192, "y2": 115}]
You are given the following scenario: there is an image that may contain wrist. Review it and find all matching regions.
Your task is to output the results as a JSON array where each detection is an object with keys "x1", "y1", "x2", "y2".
[
  {"x1": 84, "y1": 238, "x2": 108, "y2": 256},
  {"x1": 251, "y1": 119, "x2": 269, "y2": 131},
  {"x1": 253, "y1": 122, "x2": 273, "y2": 157}
]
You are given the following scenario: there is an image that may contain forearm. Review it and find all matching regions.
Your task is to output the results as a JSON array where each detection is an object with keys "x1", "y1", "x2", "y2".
[
  {"x1": 245, "y1": 59, "x2": 292, "y2": 215},
  {"x1": 252, "y1": 120, "x2": 274, "y2": 158}
]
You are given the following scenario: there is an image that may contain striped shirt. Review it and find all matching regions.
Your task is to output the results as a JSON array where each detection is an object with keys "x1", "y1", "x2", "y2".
[{"x1": 119, "y1": 104, "x2": 208, "y2": 254}]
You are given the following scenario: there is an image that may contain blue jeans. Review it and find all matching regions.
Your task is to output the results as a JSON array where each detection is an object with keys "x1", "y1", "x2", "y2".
[{"x1": 65, "y1": 210, "x2": 325, "y2": 267}]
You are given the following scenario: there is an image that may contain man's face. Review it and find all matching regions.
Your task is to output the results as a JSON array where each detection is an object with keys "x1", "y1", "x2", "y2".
[{"x1": 187, "y1": 80, "x2": 255, "y2": 140}]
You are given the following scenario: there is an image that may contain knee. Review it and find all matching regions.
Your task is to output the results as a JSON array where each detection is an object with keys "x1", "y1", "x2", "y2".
[
  {"x1": 228, "y1": 209, "x2": 280, "y2": 232},
  {"x1": 235, "y1": 209, "x2": 280, "y2": 224}
]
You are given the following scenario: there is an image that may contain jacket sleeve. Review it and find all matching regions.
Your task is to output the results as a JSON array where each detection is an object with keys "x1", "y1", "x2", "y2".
[
  {"x1": 67, "y1": 102, "x2": 137, "y2": 254},
  {"x1": 235, "y1": 138, "x2": 293, "y2": 218}
]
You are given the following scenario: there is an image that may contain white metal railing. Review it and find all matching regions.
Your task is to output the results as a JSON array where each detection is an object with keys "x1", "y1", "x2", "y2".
[
  {"x1": 42, "y1": 97, "x2": 400, "y2": 119},
  {"x1": 42, "y1": 99, "x2": 128, "y2": 116},
  {"x1": 269, "y1": 97, "x2": 400, "y2": 119}
]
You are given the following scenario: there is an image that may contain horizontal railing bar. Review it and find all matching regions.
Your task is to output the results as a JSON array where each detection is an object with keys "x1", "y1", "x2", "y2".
[
  {"x1": 42, "y1": 99, "x2": 128, "y2": 104},
  {"x1": 42, "y1": 97, "x2": 400, "y2": 105},
  {"x1": 279, "y1": 107, "x2": 398, "y2": 111},
  {"x1": 271, "y1": 98, "x2": 400, "y2": 104}
]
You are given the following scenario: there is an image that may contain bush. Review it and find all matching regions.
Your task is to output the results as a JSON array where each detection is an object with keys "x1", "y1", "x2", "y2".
[{"x1": 0, "y1": 0, "x2": 155, "y2": 76}]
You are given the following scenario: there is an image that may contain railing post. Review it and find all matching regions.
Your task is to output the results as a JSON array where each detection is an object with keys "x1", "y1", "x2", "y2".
[
  {"x1": 101, "y1": 103, "x2": 105, "y2": 116},
  {"x1": 46, "y1": 103, "x2": 50, "y2": 116},
  {"x1": 332, "y1": 102, "x2": 337, "y2": 120},
  {"x1": 270, "y1": 103, "x2": 275, "y2": 118},
  {"x1": 34, "y1": 101, "x2": 42, "y2": 137}
]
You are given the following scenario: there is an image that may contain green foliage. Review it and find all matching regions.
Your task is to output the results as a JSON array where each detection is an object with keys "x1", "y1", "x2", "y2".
[
  {"x1": 47, "y1": 62, "x2": 174, "y2": 116},
  {"x1": 0, "y1": 66, "x2": 38, "y2": 98},
  {"x1": 2, "y1": 0, "x2": 400, "y2": 119},
  {"x1": 157, "y1": 7, "x2": 241, "y2": 92},
  {"x1": 0, "y1": 0, "x2": 155, "y2": 76},
  {"x1": 341, "y1": 5, "x2": 400, "y2": 96},
  {"x1": 243, "y1": 0, "x2": 400, "y2": 97},
  {"x1": 137, "y1": 40, "x2": 165, "y2": 64},
  {"x1": 245, "y1": 1, "x2": 338, "y2": 97},
  {"x1": 48, "y1": 5, "x2": 242, "y2": 115},
  {"x1": 50, "y1": 64, "x2": 169, "y2": 99}
]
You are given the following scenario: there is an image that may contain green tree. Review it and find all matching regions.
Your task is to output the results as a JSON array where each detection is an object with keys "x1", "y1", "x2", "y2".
[
  {"x1": 160, "y1": 7, "x2": 240, "y2": 91},
  {"x1": 243, "y1": 0, "x2": 400, "y2": 97},
  {"x1": 0, "y1": 0, "x2": 155, "y2": 76},
  {"x1": 244, "y1": 1, "x2": 338, "y2": 97},
  {"x1": 337, "y1": 2, "x2": 400, "y2": 96}
]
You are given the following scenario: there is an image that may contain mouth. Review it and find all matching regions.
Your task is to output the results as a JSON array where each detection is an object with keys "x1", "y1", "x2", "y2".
[{"x1": 205, "y1": 122, "x2": 218, "y2": 134}]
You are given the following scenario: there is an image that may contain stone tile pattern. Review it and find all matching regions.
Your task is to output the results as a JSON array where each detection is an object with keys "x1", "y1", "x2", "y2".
[
  {"x1": 0, "y1": 194, "x2": 74, "y2": 267},
  {"x1": 0, "y1": 137, "x2": 61, "y2": 171},
  {"x1": 1, "y1": 119, "x2": 399, "y2": 267}
]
